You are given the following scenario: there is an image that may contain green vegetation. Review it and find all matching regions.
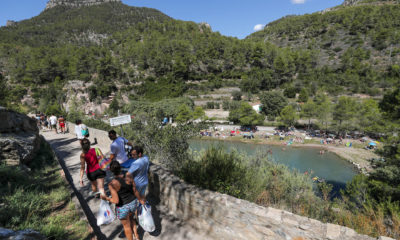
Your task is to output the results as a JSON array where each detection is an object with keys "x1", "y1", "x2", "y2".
[
  {"x1": 1, "y1": 1, "x2": 400, "y2": 112},
  {"x1": 228, "y1": 102, "x2": 264, "y2": 126},
  {"x1": 1, "y1": 0, "x2": 400, "y2": 238},
  {"x1": 0, "y1": 140, "x2": 90, "y2": 239}
]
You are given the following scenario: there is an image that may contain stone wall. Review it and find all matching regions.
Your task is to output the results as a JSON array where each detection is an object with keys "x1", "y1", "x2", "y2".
[
  {"x1": 0, "y1": 107, "x2": 41, "y2": 166},
  {"x1": 148, "y1": 164, "x2": 393, "y2": 240},
  {"x1": 66, "y1": 123, "x2": 394, "y2": 240}
]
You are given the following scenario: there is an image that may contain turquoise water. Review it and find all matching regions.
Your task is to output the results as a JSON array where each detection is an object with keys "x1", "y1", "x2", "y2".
[{"x1": 189, "y1": 139, "x2": 357, "y2": 194}]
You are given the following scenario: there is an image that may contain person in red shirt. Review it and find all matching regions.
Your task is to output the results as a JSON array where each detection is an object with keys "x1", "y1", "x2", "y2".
[
  {"x1": 79, "y1": 138, "x2": 105, "y2": 196},
  {"x1": 58, "y1": 115, "x2": 66, "y2": 134}
]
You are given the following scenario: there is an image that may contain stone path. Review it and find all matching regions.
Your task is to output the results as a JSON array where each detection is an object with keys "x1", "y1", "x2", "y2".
[{"x1": 41, "y1": 130, "x2": 205, "y2": 240}]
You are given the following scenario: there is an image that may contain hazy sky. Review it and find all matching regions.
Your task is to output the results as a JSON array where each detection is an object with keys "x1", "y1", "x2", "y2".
[{"x1": 0, "y1": 0, "x2": 343, "y2": 39}]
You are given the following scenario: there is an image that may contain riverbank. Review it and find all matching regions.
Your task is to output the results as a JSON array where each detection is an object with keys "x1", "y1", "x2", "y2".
[{"x1": 194, "y1": 135, "x2": 378, "y2": 174}]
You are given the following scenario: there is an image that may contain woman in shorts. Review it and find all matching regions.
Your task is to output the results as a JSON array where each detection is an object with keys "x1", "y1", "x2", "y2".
[
  {"x1": 100, "y1": 161, "x2": 144, "y2": 240},
  {"x1": 58, "y1": 115, "x2": 66, "y2": 134},
  {"x1": 79, "y1": 138, "x2": 105, "y2": 197}
]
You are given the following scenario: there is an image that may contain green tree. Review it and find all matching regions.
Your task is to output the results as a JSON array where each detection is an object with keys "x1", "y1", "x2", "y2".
[
  {"x1": 108, "y1": 97, "x2": 120, "y2": 115},
  {"x1": 0, "y1": 74, "x2": 8, "y2": 107},
  {"x1": 240, "y1": 75, "x2": 261, "y2": 94},
  {"x1": 298, "y1": 88, "x2": 309, "y2": 103},
  {"x1": 259, "y1": 91, "x2": 288, "y2": 119},
  {"x1": 176, "y1": 104, "x2": 193, "y2": 123},
  {"x1": 300, "y1": 99, "x2": 316, "y2": 130},
  {"x1": 314, "y1": 93, "x2": 332, "y2": 131},
  {"x1": 279, "y1": 105, "x2": 299, "y2": 127},
  {"x1": 228, "y1": 102, "x2": 264, "y2": 126},
  {"x1": 380, "y1": 88, "x2": 400, "y2": 120},
  {"x1": 357, "y1": 98, "x2": 385, "y2": 135},
  {"x1": 333, "y1": 96, "x2": 357, "y2": 133},
  {"x1": 231, "y1": 91, "x2": 242, "y2": 101},
  {"x1": 192, "y1": 106, "x2": 206, "y2": 120},
  {"x1": 283, "y1": 85, "x2": 296, "y2": 98}
]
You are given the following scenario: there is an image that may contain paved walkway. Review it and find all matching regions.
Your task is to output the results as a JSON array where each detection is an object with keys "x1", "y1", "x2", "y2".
[{"x1": 41, "y1": 130, "x2": 204, "y2": 240}]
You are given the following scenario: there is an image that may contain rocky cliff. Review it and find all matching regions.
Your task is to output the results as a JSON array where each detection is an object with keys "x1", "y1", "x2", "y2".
[
  {"x1": 45, "y1": 0, "x2": 121, "y2": 9},
  {"x1": 342, "y1": 0, "x2": 363, "y2": 6},
  {"x1": 0, "y1": 107, "x2": 41, "y2": 166}
]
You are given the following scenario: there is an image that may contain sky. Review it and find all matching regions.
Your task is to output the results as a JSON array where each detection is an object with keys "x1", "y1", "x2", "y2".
[{"x1": 0, "y1": 0, "x2": 344, "y2": 39}]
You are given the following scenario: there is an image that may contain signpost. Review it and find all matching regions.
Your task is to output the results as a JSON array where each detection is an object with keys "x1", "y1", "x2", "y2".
[{"x1": 109, "y1": 115, "x2": 131, "y2": 137}]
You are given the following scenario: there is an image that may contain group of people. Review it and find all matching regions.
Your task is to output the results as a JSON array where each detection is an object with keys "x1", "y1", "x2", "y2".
[
  {"x1": 34, "y1": 113, "x2": 66, "y2": 134},
  {"x1": 79, "y1": 129, "x2": 149, "y2": 240}
]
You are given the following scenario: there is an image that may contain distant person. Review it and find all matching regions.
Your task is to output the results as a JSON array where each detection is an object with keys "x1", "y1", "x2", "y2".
[
  {"x1": 126, "y1": 146, "x2": 150, "y2": 198},
  {"x1": 43, "y1": 117, "x2": 49, "y2": 130},
  {"x1": 162, "y1": 117, "x2": 168, "y2": 126},
  {"x1": 108, "y1": 130, "x2": 133, "y2": 169},
  {"x1": 79, "y1": 138, "x2": 105, "y2": 197},
  {"x1": 75, "y1": 120, "x2": 85, "y2": 144},
  {"x1": 49, "y1": 114, "x2": 58, "y2": 133},
  {"x1": 58, "y1": 115, "x2": 66, "y2": 134},
  {"x1": 100, "y1": 161, "x2": 144, "y2": 240},
  {"x1": 81, "y1": 122, "x2": 89, "y2": 139}
]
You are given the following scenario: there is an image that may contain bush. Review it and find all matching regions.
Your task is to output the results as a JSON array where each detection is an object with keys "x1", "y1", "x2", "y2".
[
  {"x1": 123, "y1": 117, "x2": 207, "y2": 170},
  {"x1": 232, "y1": 91, "x2": 242, "y2": 101},
  {"x1": 206, "y1": 101, "x2": 215, "y2": 109},
  {"x1": 180, "y1": 146, "x2": 249, "y2": 198}
]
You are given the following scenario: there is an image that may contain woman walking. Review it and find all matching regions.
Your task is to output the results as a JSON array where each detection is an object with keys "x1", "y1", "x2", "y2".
[
  {"x1": 79, "y1": 138, "x2": 105, "y2": 197},
  {"x1": 100, "y1": 161, "x2": 144, "y2": 240}
]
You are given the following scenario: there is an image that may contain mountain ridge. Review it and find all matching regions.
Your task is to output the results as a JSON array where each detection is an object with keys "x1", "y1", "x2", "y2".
[{"x1": 45, "y1": 0, "x2": 121, "y2": 10}]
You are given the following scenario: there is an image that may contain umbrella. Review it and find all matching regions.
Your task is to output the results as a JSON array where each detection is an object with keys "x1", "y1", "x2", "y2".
[{"x1": 369, "y1": 142, "x2": 377, "y2": 146}]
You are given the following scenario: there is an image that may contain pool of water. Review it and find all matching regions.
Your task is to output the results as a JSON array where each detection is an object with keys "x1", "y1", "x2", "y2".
[{"x1": 189, "y1": 139, "x2": 357, "y2": 195}]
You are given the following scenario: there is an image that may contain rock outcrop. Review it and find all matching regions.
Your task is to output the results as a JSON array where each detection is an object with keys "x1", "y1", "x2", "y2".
[
  {"x1": 6, "y1": 20, "x2": 16, "y2": 27},
  {"x1": 0, "y1": 107, "x2": 41, "y2": 166},
  {"x1": 0, "y1": 227, "x2": 46, "y2": 240},
  {"x1": 45, "y1": 0, "x2": 121, "y2": 9}
]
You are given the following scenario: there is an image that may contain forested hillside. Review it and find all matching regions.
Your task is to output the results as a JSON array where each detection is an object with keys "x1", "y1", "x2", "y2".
[
  {"x1": 0, "y1": 0, "x2": 399, "y2": 113},
  {"x1": 248, "y1": 2, "x2": 400, "y2": 77}
]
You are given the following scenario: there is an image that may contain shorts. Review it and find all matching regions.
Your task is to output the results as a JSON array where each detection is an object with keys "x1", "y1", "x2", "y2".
[
  {"x1": 87, "y1": 169, "x2": 106, "y2": 181},
  {"x1": 120, "y1": 158, "x2": 134, "y2": 168},
  {"x1": 136, "y1": 184, "x2": 147, "y2": 197},
  {"x1": 60, "y1": 122, "x2": 65, "y2": 127},
  {"x1": 51, "y1": 124, "x2": 56, "y2": 128},
  {"x1": 116, "y1": 199, "x2": 138, "y2": 220}
]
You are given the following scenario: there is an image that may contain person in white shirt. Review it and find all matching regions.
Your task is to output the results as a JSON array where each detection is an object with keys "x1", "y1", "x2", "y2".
[
  {"x1": 49, "y1": 115, "x2": 58, "y2": 134},
  {"x1": 108, "y1": 130, "x2": 133, "y2": 168},
  {"x1": 75, "y1": 119, "x2": 84, "y2": 144}
]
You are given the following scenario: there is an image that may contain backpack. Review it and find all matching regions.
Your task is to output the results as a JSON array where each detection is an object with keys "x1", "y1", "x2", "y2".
[{"x1": 81, "y1": 125, "x2": 89, "y2": 137}]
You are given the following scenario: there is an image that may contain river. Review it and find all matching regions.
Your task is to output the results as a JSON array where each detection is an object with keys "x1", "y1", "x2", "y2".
[{"x1": 189, "y1": 139, "x2": 358, "y2": 196}]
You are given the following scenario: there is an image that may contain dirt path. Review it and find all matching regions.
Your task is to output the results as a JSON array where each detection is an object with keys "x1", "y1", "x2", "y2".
[{"x1": 41, "y1": 130, "x2": 205, "y2": 240}]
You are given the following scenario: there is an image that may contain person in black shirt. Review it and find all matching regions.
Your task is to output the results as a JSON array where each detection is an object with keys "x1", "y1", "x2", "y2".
[{"x1": 100, "y1": 161, "x2": 144, "y2": 240}]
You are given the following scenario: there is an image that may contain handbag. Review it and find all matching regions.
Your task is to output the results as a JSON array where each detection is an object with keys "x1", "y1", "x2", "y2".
[
  {"x1": 138, "y1": 202, "x2": 155, "y2": 232},
  {"x1": 97, "y1": 200, "x2": 115, "y2": 226},
  {"x1": 96, "y1": 148, "x2": 111, "y2": 170}
]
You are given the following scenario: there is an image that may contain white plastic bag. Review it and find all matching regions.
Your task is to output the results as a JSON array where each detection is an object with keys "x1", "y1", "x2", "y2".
[
  {"x1": 97, "y1": 200, "x2": 115, "y2": 226},
  {"x1": 138, "y1": 202, "x2": 155, "y2": 232}
]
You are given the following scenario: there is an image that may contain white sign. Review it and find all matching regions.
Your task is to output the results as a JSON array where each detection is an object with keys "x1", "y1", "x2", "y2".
[{"x1": 109, "y1": 115, "x2": 131, "y2": 127}]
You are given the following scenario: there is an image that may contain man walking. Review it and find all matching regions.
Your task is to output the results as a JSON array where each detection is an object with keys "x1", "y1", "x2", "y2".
[
  {"x1": 126, "y1": 146, "x2": 150, "y2": 198},
  {"x1": 49, "y1": 114, "x2": 58, "y2": 134},
  {"x1": 108, "y1": 130, "x2": 133, "y2": 168}
]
